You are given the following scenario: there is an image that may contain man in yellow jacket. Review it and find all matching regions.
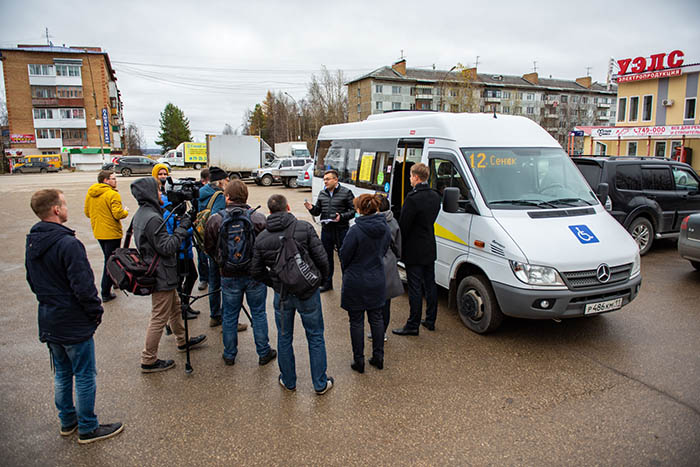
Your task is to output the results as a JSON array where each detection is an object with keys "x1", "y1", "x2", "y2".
[{"x1": 84, "y1": 170, "x2": 129, "y2": 302}]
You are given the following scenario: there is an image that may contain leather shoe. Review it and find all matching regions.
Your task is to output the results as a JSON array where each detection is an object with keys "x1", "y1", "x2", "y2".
[
  {"x1": 259, "y1": 349, "x2": 277, "y2": 366},
  {"x1": 351, "y1": 360, "x2": 364, "y2": 373},
  {"x1": 183, "y1": 310, "x2": 198, "y2": 320},
  {"x1": 369, "y1": 357, "x2": 383, "y2": 370},
  {"x1": 101, "y1": 293, "x2": 117, "y2": 303},
  {"x1": 392, "y1": 327, "x2": 419, "y2": 336},
  {"x1": 319, "y1": 284, "x2": 333, "y2": 293},
  {"x1": 421, "y1": 320, "x2": 435, "y2": 331}
]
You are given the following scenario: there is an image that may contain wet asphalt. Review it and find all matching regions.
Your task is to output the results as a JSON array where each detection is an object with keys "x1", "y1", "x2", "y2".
[{"x1": 0, "y1": 170, "x2": 698, "y2": 466}]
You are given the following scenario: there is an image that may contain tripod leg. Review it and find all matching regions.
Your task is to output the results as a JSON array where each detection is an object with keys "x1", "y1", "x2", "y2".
[
  {"x1": 241, "y1": 303, "x2": 253, "y2": 324},
  {"x1": 181, "y1": 294, "x2": 193, "y2": 374}
]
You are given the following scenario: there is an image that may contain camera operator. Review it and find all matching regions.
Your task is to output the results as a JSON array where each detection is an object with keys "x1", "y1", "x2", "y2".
[
  {"x1": 131, "y1": 177, "x2": 207, "y2": 373},
  {"x1": 195, "y1": 168, "x2": 210, "y2": 291}
]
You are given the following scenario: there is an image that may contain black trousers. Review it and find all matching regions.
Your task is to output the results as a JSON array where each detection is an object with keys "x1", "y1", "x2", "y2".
[
  {"x1": 405, "y1": 264, "x2": 438, "y2": 330},
  {"x1": 98, "y1": 239, "x2": 121, "y2": 297},
  {"x1": 177, "y1": 258, "x2": 198, "y2": 307},
  {"x1": 383, "y1": 299, "x2": 391, "y2": 334},
  {"x1": 320, "y1": 226, "x2": 348, "y2": 288},
  {"x1": 348, "y1": 307, "x2": 384, "y2": 362}
]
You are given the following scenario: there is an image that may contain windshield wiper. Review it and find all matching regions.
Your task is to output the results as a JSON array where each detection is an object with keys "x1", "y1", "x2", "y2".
[
  {"x1": 490, "y1": 199, "x2": 547, "y2": 208},
  {"x1": 547, "y1": 197, "x2": 594, "y2": 206}
]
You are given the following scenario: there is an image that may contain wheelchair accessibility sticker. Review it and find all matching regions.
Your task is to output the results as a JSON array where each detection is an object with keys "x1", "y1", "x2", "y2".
[{"x1": 568, "y1": 225, "x2": 599, "y2": 244}]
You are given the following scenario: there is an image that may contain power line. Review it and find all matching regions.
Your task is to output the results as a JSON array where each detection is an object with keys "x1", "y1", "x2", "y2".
[{"x1": 112, "y1": 60, "x2": 369, "y2": 74}]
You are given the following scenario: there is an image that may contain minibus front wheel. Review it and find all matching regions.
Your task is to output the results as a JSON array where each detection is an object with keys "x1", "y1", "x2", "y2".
[{"x1": 457, "y1": 275, "x2": 504, "y2": 334}]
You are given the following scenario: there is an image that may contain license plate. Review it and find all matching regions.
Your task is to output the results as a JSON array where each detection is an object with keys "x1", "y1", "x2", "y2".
[{"x1": 584, "y1": 297, "x2": 623, "y2": 315}]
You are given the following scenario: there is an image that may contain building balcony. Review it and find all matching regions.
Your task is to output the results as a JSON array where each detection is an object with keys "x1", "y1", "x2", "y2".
[
  {"x1": 34, "y1": 117, "x2": 87, "y2": 129},
  {"x1": 31, "y1": 97, "x2": 85, "y2": 107},
  {"x1": 544, "y1": 112, "x2": 559, "y2": 119},
  {"x1": 62, "y1": 137, "x2": 88, "y2": 147},
  {"x1": 36, "y1": 137, "x2": 62, "y2": 149},
  {"x1": 596, "y1": 115, "x2": 610, "y2": 121},
  {"x1": 597, "y1": 102, "x2": 611, "y2": 108},
  {"x1": 485, "y1": 96, "x2": 501, "y2": 103},
  {"x1": 32, "y1": 98, "x2": 59, "y2": 106}
]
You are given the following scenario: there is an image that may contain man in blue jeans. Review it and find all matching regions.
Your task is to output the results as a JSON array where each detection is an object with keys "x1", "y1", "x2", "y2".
[
  {"x1": 25, "y1": 189, "x2": 123, "y2": 444},
  {"x1": 251, "y1": 194, "x2": 333, "y2": 394},
  {"x1": 205, "y1": 180, "x2": 276, "y2": 366}
]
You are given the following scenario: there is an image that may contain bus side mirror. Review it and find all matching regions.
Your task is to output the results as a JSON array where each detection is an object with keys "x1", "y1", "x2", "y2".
[
  {"x1": 596, "y1": 182, "x2": 609, "y2": 205},
  {"x1": 443, "y1": 187, "x2": 460, "y2": 213}
]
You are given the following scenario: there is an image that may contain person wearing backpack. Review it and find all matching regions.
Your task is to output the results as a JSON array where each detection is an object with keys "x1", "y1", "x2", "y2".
[
  {"x1": 204, "y1": 180, "x2": 275, "y2": 367},
  {"x1": 339, "y1": 194, "x2": 391, "y2": 373},
  {"x1": 251, "y1": 194, "x2": 334, "y2": 395},
  {"x1": 131, "y1": 177, "x2": 207, "y2": 373}
]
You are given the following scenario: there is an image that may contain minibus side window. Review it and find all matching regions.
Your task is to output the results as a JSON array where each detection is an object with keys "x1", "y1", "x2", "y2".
[{"x1": 429, "y1": 159, "x2": 469, "y2": 199}]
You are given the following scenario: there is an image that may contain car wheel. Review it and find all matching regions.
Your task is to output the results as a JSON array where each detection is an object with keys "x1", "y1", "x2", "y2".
[
  {"x1": 229, "y1": 172, "x2": 240, "y2": 180},
  {"x1": 287, "y1": 177, "x2": 298, "y2": 188},
  {"x1": 121, "y1": 168, "x2": 132, "y2": 177},
  {"x1": 691, "y1": 261, "x2": 700, "y2": 271},
  {"x1": 628, "y1": 217, "x2": 654, "y2": 256},
  {"x1": 456, "y1": 275, "x2": 504, "y2": 334},
  {"x1": 194, "y1": 163, "x2": 202, "y2": 170},
  {"x1": 261, "y1": 175, "x2": 273, "y2": 186}
]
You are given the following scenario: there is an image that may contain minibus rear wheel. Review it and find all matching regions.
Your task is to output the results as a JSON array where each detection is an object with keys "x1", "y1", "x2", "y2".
[{"x1": 457, "y1": 275, "x2": 504, "y2": 334}]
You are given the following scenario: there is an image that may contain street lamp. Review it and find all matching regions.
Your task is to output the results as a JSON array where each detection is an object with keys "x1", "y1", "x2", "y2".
[
  {"x1": 284, "y1": 92, "x2": 302, "y2": 141},
  {"x1": 438, "y1": 65, "x2": 457, "y2": 112}
]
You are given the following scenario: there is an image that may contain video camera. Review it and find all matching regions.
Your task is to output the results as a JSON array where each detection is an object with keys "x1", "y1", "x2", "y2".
[{"x1": 165, "y1": 177, "x2": 200, "y2": 217}]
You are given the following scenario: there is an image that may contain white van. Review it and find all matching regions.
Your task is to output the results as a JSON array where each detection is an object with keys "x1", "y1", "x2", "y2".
[{"x1": 312, "y1": 112, "x2": 642, "y2": 333}]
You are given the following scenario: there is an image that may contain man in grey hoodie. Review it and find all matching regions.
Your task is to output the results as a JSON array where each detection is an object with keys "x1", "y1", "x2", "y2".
[{"x1": 131, "y1": 177, "x2": 207, "y2": 373}]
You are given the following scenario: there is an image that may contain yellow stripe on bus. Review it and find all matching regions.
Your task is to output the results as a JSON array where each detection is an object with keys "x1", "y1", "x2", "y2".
[{"x1": 434, "y1": 223, "x2": 467, "y2": 245}]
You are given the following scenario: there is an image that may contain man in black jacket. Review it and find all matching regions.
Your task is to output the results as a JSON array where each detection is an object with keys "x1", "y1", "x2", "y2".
[
  {"x1": 251, "y1": 194, "x2": 334, "y2": 395},
  {"x1": 25, "y1": 189, "x2": 123, "y2": 444},
  {"x1": 131, "y1": 177, "x2": 207, "y2": 373},
  {"x1": 393, "y1": 163, "x2": 441, "y2": 336},
  {"x1": 304, "y1": 169, "x2": 355, "y2": 292}
]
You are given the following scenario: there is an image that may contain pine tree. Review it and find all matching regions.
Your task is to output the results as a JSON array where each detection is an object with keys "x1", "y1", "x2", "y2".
[{"x1": 155, "y1": 103, "x2": 192, "y2": 153}]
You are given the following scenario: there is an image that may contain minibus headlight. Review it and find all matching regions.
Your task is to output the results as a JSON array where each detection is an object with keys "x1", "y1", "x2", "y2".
[
  {"x1": 509, "y1": 261, "x2": 565, "y2": 286},
  {"x1": 630, "y1": 251, "x2": 641, "y2": 278}
]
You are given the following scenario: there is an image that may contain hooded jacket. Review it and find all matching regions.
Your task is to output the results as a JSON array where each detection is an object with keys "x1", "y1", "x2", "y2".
[
  {"x1": 162, "y1": 197, "x2": 194, "y2": 260},
  {"x1": 84, "y1": 183, "x2": 128, "y2": 240},
  {"x1": 131, "y1": 177, "x2": 189, "y2": 291},
  {"x1": 382, "y1": 210, "x2": 404, "y2": 299},
  {"x1": 25, "y1": 221, "x2": 103, "y2": 344},
  {"x1": 199, "y1": 183, "x2": 226, "y2": 215},
  {"x1": 339, "y1": 213, "x2": 391, "y2": 311},
  {"x1": 250, "y1": 211, "x2": 329, "y2": 294},
  {"x1": 151, "y1": 163, "x2": 169, "y2": 179}
]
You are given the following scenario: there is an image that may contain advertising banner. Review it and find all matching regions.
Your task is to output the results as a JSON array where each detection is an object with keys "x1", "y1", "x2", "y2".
[
  {"x1": 590, "y1": 125, "x2": 700, "y2": 140},
  {"x1": 101, "y1": 108, "x2": 111, "y2": 145},
  {"x1": 10, "y1": 134, "x2": 35, "y2": 144}
]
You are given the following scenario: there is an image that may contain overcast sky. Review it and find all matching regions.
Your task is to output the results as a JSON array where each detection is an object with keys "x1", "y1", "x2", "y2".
[{"x1": 1, "y1": 0, "x2": 699, "y2": 148}]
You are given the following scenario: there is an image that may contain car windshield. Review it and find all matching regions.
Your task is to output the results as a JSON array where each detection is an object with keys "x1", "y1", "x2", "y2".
[
  {"x1": 460, "y1": 147, "x2": 598, "y2": 209},
  {"x1": 269, "y1": 160, "x2": 281, "y2": 168}
]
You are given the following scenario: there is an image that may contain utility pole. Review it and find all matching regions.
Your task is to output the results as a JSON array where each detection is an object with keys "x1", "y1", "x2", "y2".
[
  {"x1": 533, "y1": 61, "x2": 538, "y2": 73},
  {"x1": 438, "y1": 65, "x2": 457, "y2": 112},
  {"x1": 284, "y1": 92, "x2": 302, "y2": 141}
]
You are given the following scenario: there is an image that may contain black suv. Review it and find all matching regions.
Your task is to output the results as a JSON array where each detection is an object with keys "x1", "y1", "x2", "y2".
[
  {"x1": 114, "y1": 156, "x2": 157, "y2": 176},
  {"x1": 573, "y1": 156, "x2": 700, "y2": 254}
]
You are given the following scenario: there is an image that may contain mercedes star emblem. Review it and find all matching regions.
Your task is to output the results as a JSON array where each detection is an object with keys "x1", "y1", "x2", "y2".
[{"x1": 596, "y1": 264, "x2": 611, "y2": 283}]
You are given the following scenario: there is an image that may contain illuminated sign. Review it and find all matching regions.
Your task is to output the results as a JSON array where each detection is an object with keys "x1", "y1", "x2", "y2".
[{"x1": 616, "y1": 50, "x2": 684, "y2": 83}]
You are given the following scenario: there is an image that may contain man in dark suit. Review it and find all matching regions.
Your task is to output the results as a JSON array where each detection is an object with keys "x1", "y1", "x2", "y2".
[{"x1": 393, "y1": 162, "x2": 441, "y2": 336}]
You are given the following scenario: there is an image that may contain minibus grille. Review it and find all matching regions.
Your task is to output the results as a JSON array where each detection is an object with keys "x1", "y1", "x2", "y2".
[{"x1": 561, "y1": 263, "x2": 632, "y2": 290}]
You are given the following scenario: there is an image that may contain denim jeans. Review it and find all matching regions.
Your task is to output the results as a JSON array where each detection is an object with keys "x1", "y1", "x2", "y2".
[
  {"x1": 221, "y1": 276, "x2": 269, "y2": 360},
  {"x1": 48, "y1": 337, "x2": 99, "y2": 435},
  {"x1": 405, "y1": 264, "x2": 438, "y2": 330},
  {"x1": 207, "y1": 255, "x2": 221, "y2": 319},
  {"x1": 196, "y1": 246, "x2": 208, "y2": 283},
  {"x1": 274, "y1": 289, "x2": 329, "y2": 392}
]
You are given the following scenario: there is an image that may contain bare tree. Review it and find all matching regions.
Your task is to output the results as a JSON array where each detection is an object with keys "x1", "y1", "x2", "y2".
[
  {"x1": 0, "y1": 98, "x2": 7, "y2": 126},
  {"x1": 123, "y1": 123, "x2": 145, "y2": 155},
  {"x1": 222, "y1": 123, "x2": 234, "y2": 135}
]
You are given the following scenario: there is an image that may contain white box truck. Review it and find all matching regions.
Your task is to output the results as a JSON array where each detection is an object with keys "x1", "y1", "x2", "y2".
[
  {"x1": 274, "y1": 141, "x2": 310, "y2": 158},
  {"x1": 207, "y1": 135, "x2": 276, "y2": 178},
  {"x1": 157, "y1": 142, "x2": 207, "y2": 169}
]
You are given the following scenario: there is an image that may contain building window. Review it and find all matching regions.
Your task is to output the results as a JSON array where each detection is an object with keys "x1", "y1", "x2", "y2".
[
  {"x1": 655, "y1": 141, "x2": 666, "y2": 157},
  {"x1": 357, "y1": 87, "x2": 361, "y2": 97},
  {"x1": 561, "y1": 95, "x2": 568, "y2": 103},
  {"x1": 642, "y1": 95, "x2": 653, "y2": 121},
  {"x1": 479, "y1": 105, "x2": 485, "y2": 112},
  {"x1": 671, "y1": 141, "x2": 683, "y2": 156},
  {"x1": 526, "y1": 107, "x2": 534, "y2": 115},
  {"x1": 63, "y1": 129, "x2": 86, "y2": 140},
  {"x1": 31, "y1": 87, "x2": 56, "y2": 98},
  {"x1": 376, "y1": 101, "x2": 383, "y2": 110},
  {"x1": 33, "y1": 108, "x2": 54, "y2": 119},
  {"x1": 502, "y1": 106, "x2": 510, "y2": 114},
  {"x1": 29, "y1": 64, "x2": 54, "y2": 76},
  {"x1": 572, "y1": 95, "x2": 579, "y2": 103},
  {"x1": 450, "y1": 104, "x2": 459, "y2": 112},
  {"x1": 595, "y1": 142, "x2": 607, "y2": 155},
  {"x1": 410, "y1": 103, "x2": 416, "y2": 110},
  {"x1": 57, "y1": 87, "x2": 83, "y2": 98},
  {"x1": 526, "y1": 93, "x2": 535, "y2": 101},
  {"x1": 628, "y1": 141, "x2": 637, "y2": 156},
  {"x1": 392, "y1": 86, "x2": 401, "y2": 95},
  {"x1": 392, "y1": 102, "x2": 401, "y2": 110},
  {"x1": 36, "y1": 128, "x2": 61, "y2": 139},
  {"x1": 618, "y1": 97, "x2": 627, "y2": 121},
  {"x1": 582, "y1": 97, "x2": 588, "y2": 104},
  {"x1": 611, "y1": 110, "x2": 616, "y2": 119},
  {"x1": 59, "y1": 108, "x2": 85, "y2": 119},
  {"x1": 449, "y1": 89, "x2": 458, "y2": 97},
  {"x1": 375, "y1": 84, "x2": 383, "y2": 93},
  {"x1": 357, "y1": 104, "x2": 361, "y2": 113},
  {"x1": 55, "y1": 64, "x2": 81, "y2": 77},
  {"x1": 516, "y1": 92, "x2": 523, "y2": 100},
  {"x1": 685, "y1": 98, "x2": 696, "y2": 120},
  {"x1": 629, "y1": 96, "x2": 639, "y2": 121},
  {"x1": 514, "y1": 106, "x2": 522, "y2": 115},
  {"x1": 503, "y1": 91, "x2": 511, "y2": 99}
]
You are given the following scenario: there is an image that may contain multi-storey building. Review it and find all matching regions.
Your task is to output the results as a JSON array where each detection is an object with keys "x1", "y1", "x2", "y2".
[
  {"x1": 0, "y1": 44, "x2": 123, "y2": 162},
  {"x1": 578, "y1": 49, "x2": 699, "y2": 172},
  {"x1": 346, "y1": 59, "x2": 616, "y2": 146}
]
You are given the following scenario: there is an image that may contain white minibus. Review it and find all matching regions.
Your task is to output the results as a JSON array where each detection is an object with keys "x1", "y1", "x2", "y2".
[{"x1": 312, "y1": 112, "x2": 641, "y2": 333}]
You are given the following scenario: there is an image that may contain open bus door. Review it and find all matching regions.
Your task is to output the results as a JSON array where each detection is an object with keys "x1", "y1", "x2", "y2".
[{"x1": 390, "y1": 139, "x2": 425, "y2": 220}]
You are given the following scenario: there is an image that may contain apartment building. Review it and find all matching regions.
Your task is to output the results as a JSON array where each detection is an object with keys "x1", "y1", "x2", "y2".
[
  {"x1": 346, "y1": 59, "x2": 616, "y2": 146},
  {"x1": 578, "y1": 49, "x2": 699, "y2": 172},
  {"x1": 0, "y1": 45, "x2": 124, "y2": 161}
]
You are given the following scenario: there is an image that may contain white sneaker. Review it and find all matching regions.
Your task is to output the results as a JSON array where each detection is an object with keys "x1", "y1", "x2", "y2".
[{"x1": 316, "y1": 377, "x2": 334, "y2": 395}]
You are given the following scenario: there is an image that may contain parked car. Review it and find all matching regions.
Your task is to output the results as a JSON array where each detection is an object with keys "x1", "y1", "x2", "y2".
[
  {"x1": 252, "y1": 157, "x2": 312, "y2": 187},
  {"x1": 13, "y1": 162, "x2": 60, "y2": 174},
  {"x1": 573, "y1": 156, "x2": 700, "y2": 255},
  {"x1": 678, "y1": 213, "x2": 700, "y2": 270},
  {"x1": 296, "y1": 162, "x2": 313, "y2": 188},
  {"x1": 114, "y1": 156, "x2": 157, "y2": 176}
]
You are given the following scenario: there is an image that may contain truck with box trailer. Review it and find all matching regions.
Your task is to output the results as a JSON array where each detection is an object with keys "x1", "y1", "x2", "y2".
[
  {"x1": 157, "y1": 142, "x2": 207, "y2": 169},
  {"x1": 206, "y1": 134, "x2": 276, "y2": 179}
]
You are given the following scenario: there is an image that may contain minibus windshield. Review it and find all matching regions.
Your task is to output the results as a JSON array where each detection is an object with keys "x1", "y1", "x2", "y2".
[{"x1": 460, "y1": 147, "x2": 598, "y2": 209}]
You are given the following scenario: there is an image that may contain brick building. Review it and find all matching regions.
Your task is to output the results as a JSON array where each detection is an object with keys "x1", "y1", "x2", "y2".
[
  {"x1": 0, "y1": 45, "x2": 124, "y2": 161},
  {"x1": 346, "y1": 59, "x2": 617, "y2": 146}
]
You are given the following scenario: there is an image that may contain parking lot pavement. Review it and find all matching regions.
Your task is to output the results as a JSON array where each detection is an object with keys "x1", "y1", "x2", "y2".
[{"x1": 1, "y1": 171, "x2": 699, "y2": 465}]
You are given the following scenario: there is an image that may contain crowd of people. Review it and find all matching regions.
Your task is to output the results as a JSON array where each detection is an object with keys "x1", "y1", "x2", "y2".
[{"x1": 24, "y1": 161, "x2": 442, "y2": 445}]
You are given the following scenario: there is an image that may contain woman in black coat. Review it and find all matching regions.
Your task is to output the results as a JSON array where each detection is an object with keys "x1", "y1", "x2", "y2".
[{"x1": 339, "y1": 194, "x2": 391, "y2": 373}]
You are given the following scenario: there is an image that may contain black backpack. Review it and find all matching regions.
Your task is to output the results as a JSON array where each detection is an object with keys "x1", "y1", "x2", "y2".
[
  {"x1": 273, "y1": 220, "x2": 322, "y2": 299},
  {"x1": 217, "y1": 206, "x2": 259, "y2": 275},
  {"x1": 106, "y1": 221, "x2": 160, "y2": 296}
]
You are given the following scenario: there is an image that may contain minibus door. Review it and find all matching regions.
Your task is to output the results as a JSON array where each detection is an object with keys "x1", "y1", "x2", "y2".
[{"x1": 390, "y1": 139, "x2": 426, "y2": 220}]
